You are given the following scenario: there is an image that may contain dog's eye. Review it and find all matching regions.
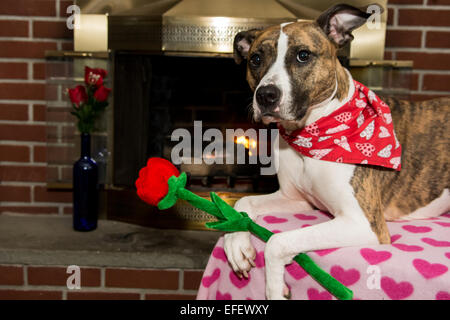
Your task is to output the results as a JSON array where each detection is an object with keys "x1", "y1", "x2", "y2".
[
  {"x1": 249, "y1": 53, "x2": 261, "y2": 67},
  {"x1": 297, "y1": 50, "x2": 310, "y2": 63}
]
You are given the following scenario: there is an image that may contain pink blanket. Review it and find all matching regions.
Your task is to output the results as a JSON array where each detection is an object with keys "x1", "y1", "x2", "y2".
[{"x1": 197, "y1": 211, "x2": 450, "y2": 300}]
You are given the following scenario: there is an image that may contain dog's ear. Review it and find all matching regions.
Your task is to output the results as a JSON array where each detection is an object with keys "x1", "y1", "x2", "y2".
[
  {"x1": 316, "y1": 3, "x2": 383, "y2": 47},
  {"x1": 233, "y1": 29, "x2": 261, "y2": 64}
]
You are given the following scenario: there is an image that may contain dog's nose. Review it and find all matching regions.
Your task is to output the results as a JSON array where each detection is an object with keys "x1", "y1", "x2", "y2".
[{"x1": 256, "y1": 85, "x2": 281, "y2": 112}]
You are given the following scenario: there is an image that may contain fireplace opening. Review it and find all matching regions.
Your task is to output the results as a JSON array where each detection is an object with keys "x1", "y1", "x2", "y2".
[{"x1": 109, "y1": 52, "x2": 279, "y2": 229}]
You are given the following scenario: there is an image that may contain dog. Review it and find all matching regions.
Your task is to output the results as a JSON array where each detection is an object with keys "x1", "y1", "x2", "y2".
[{"x1": 224, "y1": 3, "x2": 450, "y2": 300}]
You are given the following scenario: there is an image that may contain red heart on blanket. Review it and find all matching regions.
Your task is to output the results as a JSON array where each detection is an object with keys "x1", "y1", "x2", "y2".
[
  {"x1": 330, "y1": 266, "x2": 360, "y2": 286},
  {"x1": 434, "y1": 221, "x2": 450, "y2": 227},
  {"x1": 212, "y1": 247, "x2": 227, "y2": 262},
  {"x1": 360, "y1": 248, "x2": 392, "y2": 265},
  {"x1": 436, "y1": 291, "x2": 450, "y2": 300},
  {"x1": 446, "y1": 252, "x2": 450, "y2": 259},
  {"x1": 307, "y1": 288, "x2": 332, "y2": 300},
  {"x1": 392, "y1": 243, "x2": 424, "y2": 252},
  {"x1": 313, "y1": 248, "x2": 339, "y2": 256},
  {"x1": 294, "y1": 213, "x2": 317, "y2": 220},
  {"x1": 201, "y1": 268, "x2": 220, "y2": 288},
  {"x1": 390, "y1": 234, "x2": 401, "y2": 243},
  {"x1": 263, "y1": 216, "x2": 288, "y2": 224},
  {"x1": 229, "y1": 270, "x2": 250, "y2": 289},
  {"x1": 381, "y1": 276, "x2": 414, "y2": 300},
  {"x1": 254, "y1": 251, "x2": 265, "y2": 268},
  {"x1": 285, "y1": 262, "x2": 307, "y2": 280},
  {"x1": 422, "y1": 237, "x2": 450, "y2": 247},
  {"x1": 413, "y1": 259, "x2": 448, "y2": 279},
  {"x1": 402, "y1": 225, "x2": 432, "y2": 233},
  {"x1": 216, "y1": 291, "x2": 232, "y2": 300}
]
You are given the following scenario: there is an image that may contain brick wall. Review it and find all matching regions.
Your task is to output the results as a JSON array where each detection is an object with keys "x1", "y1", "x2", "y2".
[
  {"x1": 0, "y1": 264, "x2": 202, "y2": 300},
  {"x1": 385, "y1": 0, "x2": 450, "y2": 101},
  {"x1": 0, "y1": 0, "x2": 74, "y2": 216}
]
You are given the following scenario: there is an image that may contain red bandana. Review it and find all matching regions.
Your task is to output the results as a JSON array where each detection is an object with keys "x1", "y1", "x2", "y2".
[{"x1": 279, "y1": 80, "x2": 402, "y2": 171}]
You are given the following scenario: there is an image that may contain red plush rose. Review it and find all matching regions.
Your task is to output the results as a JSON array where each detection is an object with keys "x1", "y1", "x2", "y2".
[
  {"x1": 135, "y1": 158, "x2": 180, "y2": 207},
  {"x1": 93, "y1": 85, "x2": 111, "y2": 102},
  {"x1": 84, "y1": 66, "x2": 107, "y2": 87},
  {"x1": 68, "y1": 85, "x2": 87, "y2": 107}
]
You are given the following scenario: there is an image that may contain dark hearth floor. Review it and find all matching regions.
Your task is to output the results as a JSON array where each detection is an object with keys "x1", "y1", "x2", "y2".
[{"x1": 0, "y1": 214, "x2": 221, "y2": 269}]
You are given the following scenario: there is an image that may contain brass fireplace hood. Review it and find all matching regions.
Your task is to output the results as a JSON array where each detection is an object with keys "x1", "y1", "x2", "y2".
[{"x1": 74, "y1": 0, "x2": 387, "y2": 60}]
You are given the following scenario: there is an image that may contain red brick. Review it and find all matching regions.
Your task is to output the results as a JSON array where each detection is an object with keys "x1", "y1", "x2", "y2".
[
  {"x1": 0, "y1": 165, "x2": 46, "y2": 182},
  {"x1": 0, "y1": 20, "x2": 28, "y2": 37},
  {"x1": 33, "y1": 145, "x2": 46, "y2": 162},
  {"x1": 0, "y1": 265, "x2": 23, "y2": 285},
  {"x1": 33, "y1": 63, "x2": 46, "y2": 80},
  {"x1": 60, "y1": 1, "x2": 75, "y2": 17},
  {"x1": 398, "y1": 9, "x2": 450, "y2": 27},
  {"x1": 0, "y1": 41, "x2": 57, "y2": 59},
  {"x1": 387, "y1": 8, "x2": 394, "y2": 26},
  {"x1": 0, "y1": 83, "x2": 45, "y2": 100},
  {"x1": 0, "y1": 206, "x2": 58, "y2": 214},
  {"x1": 0, "y1": 62, "x2": 28, "y2": 79},
  {"x1": 105, "y1": 268, "x2": 179, "y2": 290},
  {"x1": 0, "y1": 145, "x2": 29, "y2": 162},
  {"x1": 34, "y1": 186, "x2": 72, "y2": 203},
  {"x1": 396, "y1": 52, "x2": 450, "y2": 70},
  {"x1": 428, "y1": 0, "x2": 450, "y2": 5},
  {"x1": 145, "y1": 293, "x2": 197, "y2": 300},
  {"x1": 0, "y1": 124, "x2": 46, "y2": 142},
  {"x1": 33, "y1": 21, "x2": 73, "y2": 39},
  {"x1": 33, "y1": 104, "x2": 46, "y2": 121},
  {"x1": 410, "y1": 73, "x2": 419, "y2": 91},
  {"x1": 423, "y1": 74, "x2": 450, "y2": 91},
  {"x1": 61, "y1": 42, "x2": 74, "y2": 51},
  {"x1": 0, "y1": 103, "x2": 28, "y2": 121},
  {"x1": 426, "y1": 31, "x2": 450, "y2": 49},
  {"x1": 385, "y1": 30, "x2": 422, "y2": 48},
  {"x1": 183, "y1": 270, "x2": 203, "y2": 290},
  {"x1": 0, "y1": 290, "x2": 62, "y2": 300},
  {"x1": 0, "y1": 185, "x2": 30, "y2": 202},
  {"x1": 63, "y1": 206, "x2": 73, "y2": 215},
  {"x1": 28, "y1": 266, "x2": 101, "y2": 287},
  {"x1": 67, "y1": 291, "x2": 141, "y2": 300},
  {"x1": 46, "y1": 145, "x2": 76, "y2": 164},
  {"x1": 384, "y1": 51, "x2": 393, "y2": 60},
  {"x1": 0, "y1": 0, "x2": 56, "y2": 16}
]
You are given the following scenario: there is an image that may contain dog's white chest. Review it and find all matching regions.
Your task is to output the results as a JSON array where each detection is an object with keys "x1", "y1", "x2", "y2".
[{"x1": 277, "y1": 138, "x2": 359, "y2": 216}]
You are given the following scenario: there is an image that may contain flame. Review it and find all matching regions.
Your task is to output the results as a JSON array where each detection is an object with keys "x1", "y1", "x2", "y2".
[{"x1": 235, "y1": 136, "x2": 257, "y2": 155}]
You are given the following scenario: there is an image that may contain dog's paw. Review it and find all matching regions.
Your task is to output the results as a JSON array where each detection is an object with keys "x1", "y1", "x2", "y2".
[{"x1": 223, "y1": 231, "x2": 256, "y2": 278}]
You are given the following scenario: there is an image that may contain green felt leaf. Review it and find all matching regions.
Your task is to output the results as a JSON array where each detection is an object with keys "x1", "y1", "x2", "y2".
[
  {"x1": 157, "y1": 172, "x2": 187, "y2": 210},
  {"x1": 210, "y1": 192, "x2": 244, "y2": 221}
]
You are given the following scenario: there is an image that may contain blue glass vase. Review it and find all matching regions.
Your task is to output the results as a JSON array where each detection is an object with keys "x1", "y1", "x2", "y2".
[{"x1": 73, "y1": 133, "x2": 99, "y2": 231}]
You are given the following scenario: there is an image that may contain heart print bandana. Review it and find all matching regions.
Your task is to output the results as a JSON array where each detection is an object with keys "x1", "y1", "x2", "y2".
[{"x1": 278, "y1": 80, "x2": 402, "y2": 170}]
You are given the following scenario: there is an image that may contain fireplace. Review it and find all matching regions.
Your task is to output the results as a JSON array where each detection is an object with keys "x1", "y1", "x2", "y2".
[
  {"x1": 43, "y1": 0, "x2": 412, "y2": 230},
  {"x1": 108, "y1": 52, "x2": 280, "y2": 229}
]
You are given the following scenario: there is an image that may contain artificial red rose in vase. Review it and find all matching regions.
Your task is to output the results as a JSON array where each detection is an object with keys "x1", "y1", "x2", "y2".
[
  {"x1": 84, "y1": 66, "x2": 107, "y2": 88},
  {"x1": 68, "y1": 66, "x2": 111, "y2": 133},
  {"x1": 68, "y1": 66, "x2": 111, "y2": 232},
  {"x1": 68, "y1": 85, "x2": 87, "y2": 107}
]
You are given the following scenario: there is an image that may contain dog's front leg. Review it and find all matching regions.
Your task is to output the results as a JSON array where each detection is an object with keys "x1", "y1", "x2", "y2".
[
  {"x1": 264, "y1": 215, "x2": 379, "y2": 300},
  {"x1": 224, "y1": 190, "x2": 313, "y2": 278}
]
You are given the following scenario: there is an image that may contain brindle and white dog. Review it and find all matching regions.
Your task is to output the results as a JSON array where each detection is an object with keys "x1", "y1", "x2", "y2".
[{"x1": 224, "y1": 3, "x2": 450, "y2": 300}]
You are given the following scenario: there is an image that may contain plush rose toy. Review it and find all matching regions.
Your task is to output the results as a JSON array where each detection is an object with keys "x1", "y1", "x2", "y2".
[{"x1": 136, "y1": 157, "x2": 353, "y2": 300}]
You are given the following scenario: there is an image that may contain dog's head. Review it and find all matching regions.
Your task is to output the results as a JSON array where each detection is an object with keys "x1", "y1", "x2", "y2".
[{"x1": 233, "y1": 3, "x2": 380, "y2": 127}]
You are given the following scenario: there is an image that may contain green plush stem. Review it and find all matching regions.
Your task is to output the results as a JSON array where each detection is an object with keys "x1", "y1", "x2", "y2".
[
  {"x1": 158, "y1": 175, "x2": 353, "y2": 300},
  {"x1": 247, "y1": 220, "x2": 353, "y2": 301},
  {"x1": 177, "y1": 188, "x2": 223, "y2": 219}
]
